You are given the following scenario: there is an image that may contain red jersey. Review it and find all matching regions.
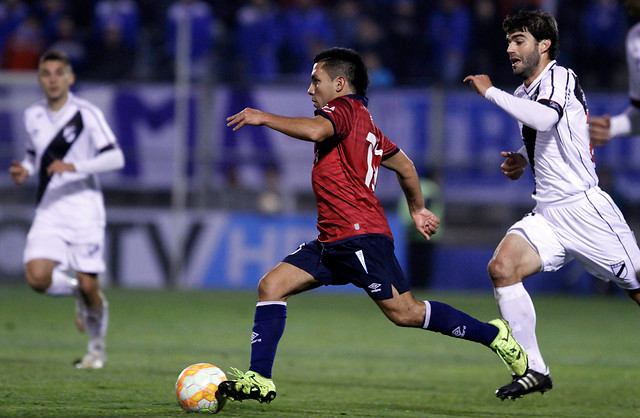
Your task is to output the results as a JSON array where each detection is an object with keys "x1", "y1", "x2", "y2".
[{"x1": 312, "y1": 95, "x2": 399, "y2": 243}]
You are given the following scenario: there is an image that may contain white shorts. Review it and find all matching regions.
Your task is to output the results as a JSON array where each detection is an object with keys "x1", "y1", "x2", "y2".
[
  {"x1": 508, "y1": 187, "x2": 640, "y2": 290},
  {"x1": 23, "y1": 214, "x2": 106, "y2": 274}
]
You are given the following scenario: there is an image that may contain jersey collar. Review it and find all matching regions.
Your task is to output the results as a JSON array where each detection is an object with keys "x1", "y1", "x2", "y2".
[
  {"x1": 523, "y1": 60, "x2": 556, "y2": 94},
  {"x1": 346, "y1": 94, "x2": 368, "y2": 107}
]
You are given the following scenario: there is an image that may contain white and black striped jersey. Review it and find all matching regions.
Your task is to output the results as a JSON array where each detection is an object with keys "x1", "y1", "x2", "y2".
[
  {"x1": 22, "y1": 92, "x2": 121, "y2": 228},
  {"x1": 487, "y1": 60, "x2": 597, "y2": 203}
]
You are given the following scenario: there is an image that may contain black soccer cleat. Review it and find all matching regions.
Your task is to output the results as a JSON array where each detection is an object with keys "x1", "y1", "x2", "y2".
[{"x1": 496, "y1": 368, "x2": 553, "y2": 400}]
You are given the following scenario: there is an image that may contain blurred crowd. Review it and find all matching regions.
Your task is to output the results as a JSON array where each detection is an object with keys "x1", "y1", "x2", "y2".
[{"x1": 0, "y1": 0, "x2": 633, "y2": 90}]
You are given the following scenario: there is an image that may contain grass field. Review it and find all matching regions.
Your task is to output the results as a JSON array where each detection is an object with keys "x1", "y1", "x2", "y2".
[{"x1": 0, "y1": 283, "x2": 638, "y2": 417}]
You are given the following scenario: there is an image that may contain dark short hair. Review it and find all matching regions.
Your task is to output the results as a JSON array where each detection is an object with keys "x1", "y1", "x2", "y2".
[
  {"x1": 503, "y1": 9, "x2": 559, "y2": 60},
  {"x1": 313, "y1": 47, "x2": 369, "y2": 96},
  {"x1": 39, "y1": 50, "x2": 73, "y2": 70}
]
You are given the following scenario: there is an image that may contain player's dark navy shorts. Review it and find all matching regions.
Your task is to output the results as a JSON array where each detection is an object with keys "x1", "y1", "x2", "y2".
[{"x1": 282, "y1": 233, "x2": 410, "y2": 300}]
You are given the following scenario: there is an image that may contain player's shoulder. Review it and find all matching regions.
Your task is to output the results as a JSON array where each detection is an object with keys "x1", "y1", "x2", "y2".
[
  {"x1": 24, "y1": 99, "x2": 47, "y2": 117},
  {"x1": 628, "y1": 22, "x2": 640, "y2": 40},
  {"x1": 70, "y1": 93, "x2": 108, "y2": 123},
  {"x1": 541, "y1": 61, "x2": 569, "y2": 80},
  {"x1": 71, "y1": 94, "x2": 102, "y2": 114}
]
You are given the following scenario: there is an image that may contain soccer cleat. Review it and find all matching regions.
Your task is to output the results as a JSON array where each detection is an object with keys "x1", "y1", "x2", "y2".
[
  {"x1": 218, "y1": 368, "x2": 276, "y2": 404},
  {"x1": 495, "y1": 368, "x2": 553, "y2": 400},
  {"x1": 488, "y1": 318, "x2": 528, "y2": 377},
  {"x1": 74, "y1": 349, "x2": 106, "y2": 369}
]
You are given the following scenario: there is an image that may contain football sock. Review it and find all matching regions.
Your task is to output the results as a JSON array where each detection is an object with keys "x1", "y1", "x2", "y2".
[
  {"x1": 249, "y1": 301, "x2": 287, "y2": 379},
  {"x1": 423, "y1": 301, "x2": 499, "y2": 346},
  {"x1": 46, "y1": 266, "x2": 79, "y2": 296},
  {"x1": 81, "y1": 295, "x2": 109, "y2": 352},
  {"x1": 494, "y1": 283, "x2": 548, "y2": 374}
]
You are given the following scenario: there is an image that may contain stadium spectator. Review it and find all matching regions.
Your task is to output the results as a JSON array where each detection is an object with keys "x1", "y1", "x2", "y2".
[
  {"x1": 218, "y1": 47, "x2": 527, "y2": 405},
  {"x1": 234, "y1": 0, "x2": 282, "y2": 82},
  {"x1": 386, "y1": 0, "x2": 426, "y2": 84},
  {"x1": 94, "y1": 0, "x2": 140, "y2": 49},
  {"x1": 165, "y1": 0, "x2": 215, "y2": 80},
  {"x1": 48, "y1": 14, "x2": 88, "y2": 72},
  {"x1": 2, "y1": 14, "x2": 45, "y2": 70},
  {"x1": 329, "y1": 0, "x2": 361, "y2": 50},
  {"x1": 279, "y1": 0, "x2": 334, "y2": 75},
  {"x1": 87, "y1": 22, "x2": 135, "y2": 81},
  {"x1": 426, "y1": 0, "x2": 472, "y2": 85},
  {"x1": 464, "y1": 9, "x2": 640, "y2": 400},
  {"x1": 579, "y1": 0, "x2": 627, "y2": 89},
  {"x1": 38, "y1": 0, "x2": 68, "y2": 41},
  {"x1": 0, "y1": 0, "x2": 30, "y2": 65},
  {"x1": 467, "y1": 0, "x2": 513, "y2": 86},
  {"x1": 9, "y1": 50, "x2": 125, "y2": 369}
]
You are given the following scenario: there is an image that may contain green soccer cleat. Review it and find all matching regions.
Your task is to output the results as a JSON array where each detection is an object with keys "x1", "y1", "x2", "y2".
[
  {"x1": 489, "y1": 318, "x2": 528, "y2": 377},
  {"x1": 218, "y1": 368, "x2": 276, "y2": 404}
]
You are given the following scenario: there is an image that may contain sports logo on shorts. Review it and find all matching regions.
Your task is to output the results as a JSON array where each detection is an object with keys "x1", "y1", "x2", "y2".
[
  {"x1": 368, "y1": 283, "x2": 381, "y2": 293},
  {"x1": 609, "y1": 260, "x2": 627, "y2": 278}
]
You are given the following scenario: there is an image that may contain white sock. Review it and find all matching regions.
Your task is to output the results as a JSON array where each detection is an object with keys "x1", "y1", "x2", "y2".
[
  {"x1": 494, "y1": 283, "x2": 548, "y2": 374},
  {"x1": 85, "y1": 296, "x2": 108, "y2": 355},
  {"x1": 46, "y1": 266, "x2": 79, "y2": 296}
]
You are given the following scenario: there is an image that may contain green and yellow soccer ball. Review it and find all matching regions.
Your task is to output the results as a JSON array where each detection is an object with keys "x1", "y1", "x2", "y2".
[{"x1": 176, "y1": 363, "x2": 227, "y2": 413}]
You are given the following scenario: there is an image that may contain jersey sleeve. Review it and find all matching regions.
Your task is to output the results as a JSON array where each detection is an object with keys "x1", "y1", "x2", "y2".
[
  {"x1": 536, "y1": 67, "x2": 572, "y2": 120},
  {"x1": 379, "y1": 130, "x2": 399, "y2": 159},
  {"x1": 315, "y1": 97, "x2": 353, "y2": 140},
  {"x1": 84, "y1": 105, "x2": 118, "y2": 151},
  {"x1": 22, "y1": 109, "x2": 36, "y2": 175}
]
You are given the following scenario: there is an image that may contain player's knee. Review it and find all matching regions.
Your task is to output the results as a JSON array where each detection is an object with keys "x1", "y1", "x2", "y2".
[
  {"x1": 487, "y1": 257, "x2": 512, "y2": 287},
  {"x1": 257, "y1": 275, "x2": 283, "y2": 301},
  {"x1": 24, "y1": 266, "x2": 51, "y2": 293}
]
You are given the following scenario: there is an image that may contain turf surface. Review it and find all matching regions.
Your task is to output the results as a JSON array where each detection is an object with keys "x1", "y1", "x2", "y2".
[{"x1": 0, "y1": 283, "x2": 638, "y2": 417}]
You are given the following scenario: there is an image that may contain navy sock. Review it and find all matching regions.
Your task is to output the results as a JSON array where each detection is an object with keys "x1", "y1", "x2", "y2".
[
  {"x1": 424, "y1": 301, "x2": 499, "y2": 346},
  {"x1": 249, "y1": 302, "x2": 287, "y2": 379}
]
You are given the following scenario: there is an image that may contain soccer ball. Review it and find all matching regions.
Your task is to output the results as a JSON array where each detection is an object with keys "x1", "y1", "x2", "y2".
[{"x1": 176, "y1": 363, "x2": 227, "y2": 413}]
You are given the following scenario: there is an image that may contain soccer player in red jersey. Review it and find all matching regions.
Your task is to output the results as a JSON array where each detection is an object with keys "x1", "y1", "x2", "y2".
[{"x1": 219, "y1": 47, "x2": 527, "y2": 403}]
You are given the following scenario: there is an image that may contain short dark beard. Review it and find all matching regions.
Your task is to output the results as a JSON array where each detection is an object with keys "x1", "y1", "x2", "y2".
[{"x1": 514, "y1": 49, "x2": 541, "y2": 81}]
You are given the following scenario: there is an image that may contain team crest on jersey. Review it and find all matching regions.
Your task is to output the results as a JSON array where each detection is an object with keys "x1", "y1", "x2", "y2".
[
  {"x1": 322, "y1": 105, "x2": 335, "y2": 113},
  {"x1": 63, "y1": 125, "x2": 77, "y2": 143},
  {"x1": 609, "y1": 260, "x2": 627, "y2": 278}
]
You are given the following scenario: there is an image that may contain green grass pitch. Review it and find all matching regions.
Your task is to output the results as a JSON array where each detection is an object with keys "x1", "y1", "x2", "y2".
[{"x1": 0, "y1": 283, "x2": 638, "y2": 417}]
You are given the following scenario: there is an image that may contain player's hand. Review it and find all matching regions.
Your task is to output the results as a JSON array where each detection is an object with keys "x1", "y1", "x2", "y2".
[
  {"x1": 226, "y1": 107, "x2": 264, "y2": 131},
  {"x1": 46, "y1": 159, "x2": 75, "y2": 176},
  {"x1": 500, "y1": 151, "x2": 527, "y2": 180},
  {"x1": 463, "y1": 74, "x2": 493, "y2": 97},
  {"x1": 412, "y1": 208, "x2": 440, "y2": 240},
  {"x1": 9, "y1": 160, "x2": 28, "y2": 185},
  {"x1": 589, "y1": 115, "x2": 612, "y2": 147}
]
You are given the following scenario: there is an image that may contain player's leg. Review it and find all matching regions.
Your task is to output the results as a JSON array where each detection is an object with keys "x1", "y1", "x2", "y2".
[
  {"x1": 220, "y1": 253, "x2": 323, "y2": 404},
  {"x1": 489, "y1": 233, "x2": 547, "y2": 371},
  {"x1": 74, "y1": 271, "x2": 108, "y2": 369},
  {"x1": 626, "y1": 288, "x2": 640, "y2": 306},
  {"x1": 374, "y1": 288, "x2": 527, "y2": 376},
  {"x1": 489, "y1": 227, "x2": 556, "y2": 399}
]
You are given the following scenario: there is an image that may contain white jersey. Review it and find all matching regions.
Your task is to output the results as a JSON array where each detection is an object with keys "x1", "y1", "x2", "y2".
[
  {"x1": 23, "y1": 92, "x2": 118, "y2": 229},
  {"x1": 511, "y1": 61, "x2": 598, "y2": 203}
]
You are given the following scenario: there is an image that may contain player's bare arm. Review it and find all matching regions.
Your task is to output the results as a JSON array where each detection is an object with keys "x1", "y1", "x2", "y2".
[
  {"x1": 463, "y1": 74, "x2": 494, "y2": 97},
  {"x1": 46, "y1": 159, "x2": 75, "y2": 176},
  {"x1": 500, "y1": 151, "x2": 527, "y2": 180},
  {"x1": 382, "y1": 150, "x2": 439, "y2": 239},
  {"x1": 9, "y1": 160, "x2": 28, "y2": 185},
  {"x1": 227, "y1": 107, "x2": 334, "y2": 142},
  {"x1": 589, "y1": 115, "x2": 612, "y2": 146}
]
